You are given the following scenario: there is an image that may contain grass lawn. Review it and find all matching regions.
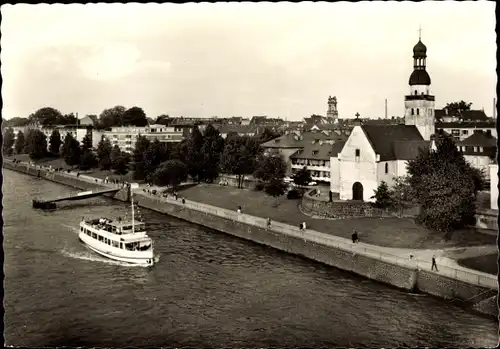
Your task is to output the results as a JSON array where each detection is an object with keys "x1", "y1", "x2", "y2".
[
  {"x1": 457, "y1": 254, "x2": 498, "y2": 275},
  {"x1": 179, "y1": 183, "x2": 497, "y2": 250}
]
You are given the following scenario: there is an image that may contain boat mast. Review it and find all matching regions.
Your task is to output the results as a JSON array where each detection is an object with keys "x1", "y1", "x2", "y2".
[{"x1": 131, "y1": 192, "x2": 135, "y2": 234}]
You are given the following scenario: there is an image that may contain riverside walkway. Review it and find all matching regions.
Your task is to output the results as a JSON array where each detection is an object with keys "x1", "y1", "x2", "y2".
[{"x1": 8, "y1": 159, "x2": 497, "y2": 290}]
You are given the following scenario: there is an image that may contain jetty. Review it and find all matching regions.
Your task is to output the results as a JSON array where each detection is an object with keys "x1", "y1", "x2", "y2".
[{"x1": 32, "y1": 188, "x2": 120, "y2": 209}]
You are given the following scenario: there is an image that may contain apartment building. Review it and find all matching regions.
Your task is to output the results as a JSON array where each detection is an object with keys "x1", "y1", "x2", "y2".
[{"x1": 105, "y1": 124, "x2": 184, "y2": 153}]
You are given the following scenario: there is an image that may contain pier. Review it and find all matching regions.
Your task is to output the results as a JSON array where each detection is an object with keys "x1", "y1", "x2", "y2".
[{"x1": 32, "y1": 188, "x2": 120, "y2": 209}]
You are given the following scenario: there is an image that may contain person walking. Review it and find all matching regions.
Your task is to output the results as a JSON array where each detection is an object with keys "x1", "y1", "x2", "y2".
[
  {"x1": 431, "y1": 255, "x2": 438, "y2": 271},
  {"x1": 266, "y1": 217, "x2": 271, "y2": 230}
]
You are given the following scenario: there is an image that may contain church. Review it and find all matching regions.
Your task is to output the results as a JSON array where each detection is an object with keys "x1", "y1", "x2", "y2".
[{"x1": 330, "y1": 36, "x2": 436, "y2": 201}]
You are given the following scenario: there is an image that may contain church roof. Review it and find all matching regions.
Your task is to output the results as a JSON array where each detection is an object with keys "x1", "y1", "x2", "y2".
[
  {"x1": 409, "y1": 69, "x2": 431, "y2": 85},
  {"x1": 393, "y1": 140, "x2": 431, "y2": 160},
  {"x1": 413, "y1": 40, "x2": 427, "y2": 57},
  {"x1": 360, "y1": 125, "x2": 424, "y2": 161}
]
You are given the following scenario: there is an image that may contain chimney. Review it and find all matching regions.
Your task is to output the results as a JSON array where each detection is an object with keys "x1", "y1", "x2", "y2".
[{"x1": 385, "y1": 99, "x2": 388, "y2": 119}]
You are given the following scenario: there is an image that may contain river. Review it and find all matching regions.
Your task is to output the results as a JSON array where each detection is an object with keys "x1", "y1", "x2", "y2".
[{"x1": 3, "y1": 169, "x2": 498, "y2": 347}]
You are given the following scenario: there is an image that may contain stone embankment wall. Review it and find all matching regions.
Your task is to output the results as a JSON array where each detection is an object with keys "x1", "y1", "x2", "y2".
[
  {"x1": 5, "y1": 161, "x2": 497, "y2": 318},
  {"x1": 301, "y1": 189, "x2": 420, "y2": 219}
]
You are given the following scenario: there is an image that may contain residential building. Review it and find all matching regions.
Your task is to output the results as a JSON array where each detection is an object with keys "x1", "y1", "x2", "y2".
[
  {"x1": 435, "y1": 120, "x2": 496, "y2": 141},
  {"x1": 79, "y1": 115, "x2": 98, "y2": 126},
  {"x1": 457, "y1": 130, "x2": 497, "y2": 181},
  {"x1": 104, "y1": 124, "x2": 184, "y2": 153},
  {"x1": 215, "y1": 125, "x2": 258, "y2": 139},
  {"x1": 261, "y1": 130, "x2": 346, "y2": 174},
  {"x1": 290, "y1": 142, "x2": 335, "y2": 183}
]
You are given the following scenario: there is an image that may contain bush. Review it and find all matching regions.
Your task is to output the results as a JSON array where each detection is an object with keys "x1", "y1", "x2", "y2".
[
  {"x1": 287, "y1": 188, "x2": 303, "y2": 200},
  {"x1": 254, "y1": 182, "x2": 265, "y2": 191}
]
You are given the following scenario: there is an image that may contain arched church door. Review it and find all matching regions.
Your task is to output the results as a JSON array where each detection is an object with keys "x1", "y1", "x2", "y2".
[{"x1": 352, "y1": 182, "x2": 363, "y2": 201}]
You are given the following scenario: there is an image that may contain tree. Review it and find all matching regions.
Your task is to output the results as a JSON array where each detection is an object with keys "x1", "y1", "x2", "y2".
[
  {"x1": 25, "y1": 129, "x2": 48, "y2": 159},
  {"x1": 152, "y1": 160, "x2": 188, "y2": 190},
  {"x1": 253, "y1": 151, "x2": 287, "y2": 183},
  {"x1": 61, "y1": 133, "x2": 81, "y2": 166},
  {"x1": 155, "y1": 114, "x2": 170, "y2": 125},
  {"x1": 264, "y1": 178, "x2": 288, "y2": 206},
  {"x1": 256, "y1": 127, "x2": 280, "y2": 144},
  {"x1": 31, "y1": 107, "x2": 64, "y2": 126},
  {"x1": 131, "y1": 136, "x2": 150, "y2": 180},
  {"x1": 143, "y1": 139, "x2": 169, "y2": 182},
  {"x1": 407, "y1": 134, "x2": 477, "y2": 233},
  {"x1": 96, "y1": 136, "x2": 113, "y2": 170},
  {"x1": 79, "y1": 150, "x2": 98, "y2": 170},
  {"x1": 98, "y1": 106, "x2": 126, "y2": 129},
  {"x1": 390, "y1": 176, "x2": 412, "y2": 217},
  {"x1": 371, "y1": 181, "x2": 394, "y2": 209},
  {"x1": 444, "y1": 100, "x2": 473, "y2": 116},
  {"x1": 122, "y1": 106, "x2": 148, "y2": 126},
  {"x1": 48, "y1": 129, "x2": 62, "y2": 156},
  {"x1": 200, "y1": 124, "x2": 225, "y2": 182},
  {"x1": 110, "y1": 145, "x2": 123, "y2": 170},
  {"x1": 2, "y1": 127, "x2": 15, "y2": 156},
  {"x1": 184, "y1": 126, "x2": 204, "y2": 181},
  {"x1": 81, "y1": 132, "x2": 93, "y2": 151},
  {"x1": 14, "y1": 130, "x2": 25, "y2": 154},
  {"x1": 114, "y1": 152, "x2": 131, "y2": 176},
  {"x1": 220, "y1": 133, "x2": 255, "y2": 188},
  {"x1": 293, "y1": 166, "x2": 312, "y2": 186}
]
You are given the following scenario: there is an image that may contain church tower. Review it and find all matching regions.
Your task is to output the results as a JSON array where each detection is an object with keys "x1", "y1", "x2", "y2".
[
  {"x1": 404, "y1": 30, "x2": 435, "y2": 141},
  {"x1": 327, "y1": 96, "x2": 339, "y2": 123}
]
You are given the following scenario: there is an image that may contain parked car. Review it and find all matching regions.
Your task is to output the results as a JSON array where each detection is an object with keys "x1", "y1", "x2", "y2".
[{"x1": 307, "y1": 181, "x2": 318, "y2": 186}]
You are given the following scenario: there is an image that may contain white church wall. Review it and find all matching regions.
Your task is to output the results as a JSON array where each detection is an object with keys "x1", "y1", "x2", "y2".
[
  {"x1": 339, "y1": 126, "x2": 378, "y2": 201},
  {"x1": 376, "y1": 161, "x2": 399, "y2": 187}
]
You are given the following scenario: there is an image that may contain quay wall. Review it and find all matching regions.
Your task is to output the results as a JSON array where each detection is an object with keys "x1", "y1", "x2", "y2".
[{"x1": 4, "y1": 161, "x2": 498, "y2": 318}]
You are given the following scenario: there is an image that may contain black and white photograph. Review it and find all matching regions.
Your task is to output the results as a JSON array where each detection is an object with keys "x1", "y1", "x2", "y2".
[{"x1": 1, "y1": 1, "x2": 498, "y2": 347}]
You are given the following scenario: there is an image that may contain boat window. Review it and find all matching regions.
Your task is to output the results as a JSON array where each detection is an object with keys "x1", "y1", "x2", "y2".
[
  {"x1": 98, "y1": 235, "x2": 104, "y2": 242},
  {"x1": 87, "y1": 230, "x2": 91, "y2": 236},
  {"x1": 120, "y1": 243, "x2": 123, "y2": 249},
  {"x1": 112, "y1": 241, "x2": 119, "y2": 248},
  {"x1": 92, "y1": 232, "x2": 97, "y2": 239},
  {"x1": 80, "y1": 227, "x2": 83, "y2": 232}
]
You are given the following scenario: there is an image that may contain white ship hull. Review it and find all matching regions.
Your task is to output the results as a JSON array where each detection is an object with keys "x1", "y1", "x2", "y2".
[{"x1": 79, "y1": 230, "x2": 154, "y2": 267}]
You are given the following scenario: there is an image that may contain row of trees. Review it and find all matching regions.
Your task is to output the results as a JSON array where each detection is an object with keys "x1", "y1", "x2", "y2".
[
  {"x1": 4, "y1": 106, "x2": 150, "y2": 129},
  {"x1": 371, "y1": 131, "x2": 486, "y2": 233}
]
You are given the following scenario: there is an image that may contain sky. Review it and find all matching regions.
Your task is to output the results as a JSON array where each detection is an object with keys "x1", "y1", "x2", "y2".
[{"x1": 1, "y1": 2, "x2": 496, "y2": 121}]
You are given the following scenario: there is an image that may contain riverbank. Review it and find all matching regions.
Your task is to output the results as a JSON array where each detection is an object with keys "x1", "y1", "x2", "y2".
[{"x1": 4, "y1": 160, "x2": 498, "y2": 319}]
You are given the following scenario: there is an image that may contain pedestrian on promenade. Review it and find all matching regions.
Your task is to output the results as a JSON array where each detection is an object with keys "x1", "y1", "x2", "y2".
[
  {"x1": 301, "y1": 221, "x2": 307, "y2": 230},
  {"x1": 267, "y1": 217, "x2": 271, "y2": 229},
  {"x1": 352, "y1": 230, "x2": 359, "y2": 243},
  {"x1": 237, "y1": 206, "x2": 242, "y2": 214},
  {"x1": 182, "y1": 197, "x2": 186, "y2": 204},
  {"x1": 431, "y1": 255, "x2": 438, "y2": 271}
]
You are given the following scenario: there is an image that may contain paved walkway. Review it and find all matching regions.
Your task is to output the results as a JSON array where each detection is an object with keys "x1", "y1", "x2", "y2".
[{"x1": 11, "y1": 159, "x2": 497, "y2": 288}]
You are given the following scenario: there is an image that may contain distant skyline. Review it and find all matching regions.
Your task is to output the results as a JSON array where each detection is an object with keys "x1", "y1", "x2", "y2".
[{"x1": 1, "y1": 2, "x2": 496, "y2": 121}]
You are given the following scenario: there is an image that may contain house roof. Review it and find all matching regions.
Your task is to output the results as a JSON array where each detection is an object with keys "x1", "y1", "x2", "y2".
[
  {"x1": 215, "y1": 125, "x2": 257, "y2": 134},
  {"x1": 459, "y1": 131, "x2": 497, "y2": 147},
  {"x1": 360, "y1": 125, "x2": 424, "y2": 161},
  {"x1": 290, "y1": 142, "x2": 337, "y2": 161},
  {"x1": 461, "y1": 110, "x2": 489, "y2": 121},
  {"x1": 261, "y1": 131, "x2": 345, "y2": 149},
  {"x1": 435, "y1": 121, "x2": 496, "y2": 129}
]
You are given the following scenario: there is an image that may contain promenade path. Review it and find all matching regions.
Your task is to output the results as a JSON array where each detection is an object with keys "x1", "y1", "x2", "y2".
[{"x1": 12, "y1": 159, "x2": 497, "y2": 289}]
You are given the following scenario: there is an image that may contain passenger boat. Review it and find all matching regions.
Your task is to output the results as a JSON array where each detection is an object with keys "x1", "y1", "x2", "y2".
[{"x1": 78, "y1": 194, "x2": 155, "y2": 266}]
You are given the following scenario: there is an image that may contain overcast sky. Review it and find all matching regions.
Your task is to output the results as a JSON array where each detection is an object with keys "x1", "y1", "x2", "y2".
[{"x1": 1, "y1": 2, "x2": 496, "y2": 121}]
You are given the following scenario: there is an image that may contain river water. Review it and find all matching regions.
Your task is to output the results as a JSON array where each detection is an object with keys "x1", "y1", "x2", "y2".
[{"x1": 3, "y1": 169, "x2": 499, "y2": 347}]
